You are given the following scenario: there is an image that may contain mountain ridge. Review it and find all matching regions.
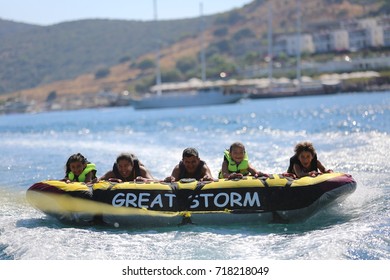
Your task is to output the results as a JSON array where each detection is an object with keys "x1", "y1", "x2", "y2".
[{"x1": 1, "y1": 0, "x2": 387, "y2": 103}]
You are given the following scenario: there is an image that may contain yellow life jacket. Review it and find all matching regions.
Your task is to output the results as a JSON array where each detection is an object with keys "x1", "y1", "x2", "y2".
[
  {"x1": 219, "y1": 150, "x2": 249, "y2": 178},
  {"x1": 68, "y1": 163, "x2": 96, "y2": 182}
]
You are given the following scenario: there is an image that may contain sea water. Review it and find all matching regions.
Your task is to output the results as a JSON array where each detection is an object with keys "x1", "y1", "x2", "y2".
[{"x1": 0, "y1": 92, "x2": 389, "y2": 261}]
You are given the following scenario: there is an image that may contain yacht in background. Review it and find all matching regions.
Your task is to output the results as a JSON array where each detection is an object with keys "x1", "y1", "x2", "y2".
[
  {"x1": 132, "y1": 78, "x2": 243, "y2": 109},
  {"x1": 132, "y1": 1, "x2": 243, "y2": 110}
]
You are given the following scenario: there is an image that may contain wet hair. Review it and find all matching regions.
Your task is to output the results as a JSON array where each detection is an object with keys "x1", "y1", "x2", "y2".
[
  {"x1": 116, "y1": 152, "x2": 135, "y2": 165},
  {"x1": 294, "y1": 141, "x2": 316, "y2": 157},
  {"x1": 229, "y1": 142, "x2": 246, "y2": 153},
  {"x1": 65, "y1": 153, "x2": 88, "y2": 174},
  {"x1": 182, "y1": 147, "x2": 199, "y2": 158},
  {"x1": 112, "y1": 153, "x2": 142, "y2": 180}
]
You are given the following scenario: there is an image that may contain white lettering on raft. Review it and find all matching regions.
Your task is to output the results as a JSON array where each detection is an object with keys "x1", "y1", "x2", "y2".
[
  {"x1": 112, "y1": 193, "x2": 175, "y2": 208},
  {"x1": 189, "y1": 192, "x2": 260, "y2": 208},
  {"x1": 111, "y1": 192, "x2": 261, "y2": 209}
]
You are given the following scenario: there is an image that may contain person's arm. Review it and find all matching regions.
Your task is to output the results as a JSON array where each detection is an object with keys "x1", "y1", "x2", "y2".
[
  {"x1": 138, "y1": 165, "x2": 154, "y2": 181},
  {"x1": 98, "y1": 171, "x2": 119, "y2": 182},
  {"x1": 201, "y1": 164, "x2": 213, "y2": 181},
  {"x1": 248, "y1": 163, "x2": 268, "y2": 177},
  {"x1": 84, "y1": 171, "x2": 94, "y2": 183},
  {"x1": 221, "y1": 160, "x2": 230, "y2": 178},
  {"x1": 63, "y1": 176, "x2": 71, "y2": 183},
  {"x1": 164, "y1": 165, "x2": 180, "y2": 182},
  {"x1": 247, "y1": 163, "x2": 258, "y2": 176},
  {"x1": 317, "y1": 160, "x2": 333, "y2": 173}
]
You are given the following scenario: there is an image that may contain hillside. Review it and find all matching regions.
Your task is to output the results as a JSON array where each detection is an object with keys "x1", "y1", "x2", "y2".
[
  {"x1": 0, "y1": 20, "x2": 40, "y2": 38},
  {"x1": 1, "y1": 0, "x2": 388, "y2": 104},
  {"x1": 0, "y1": 16, "x2": 214, "y2": 94}
]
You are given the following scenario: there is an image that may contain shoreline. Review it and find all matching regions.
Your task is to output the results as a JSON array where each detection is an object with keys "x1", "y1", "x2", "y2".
[{"x1": 1, "y1": 83, "x2": 390, "y2": 115}]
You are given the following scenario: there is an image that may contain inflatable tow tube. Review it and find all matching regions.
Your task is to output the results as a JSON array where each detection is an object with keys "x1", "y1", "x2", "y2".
[{"x1": 26, "y1": 173, "x2": 356, "y2": 227}]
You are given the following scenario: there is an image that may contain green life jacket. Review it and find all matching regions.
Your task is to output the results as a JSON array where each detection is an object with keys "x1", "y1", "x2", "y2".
[
  {"x1": 68, "y1": 163, "x2": 96, "y2": 182},
  {"x1": 219, "y1": 150, "x2": 249, "y2": 178}
]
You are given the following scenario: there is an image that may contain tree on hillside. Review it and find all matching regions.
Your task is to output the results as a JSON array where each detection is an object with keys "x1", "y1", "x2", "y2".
[
  {"x1": 214, "y1": 10, "x2": 245, "y2": 25},
  {"x1": 381, "y1": 0, "x2": 390, "y2": 13},
  {"x1": 161, "y1": 69, "x2": 182, "y2": 83},
  {"x1": 233, "y1": 28, "x2": 256, "y2": 41},
  {"x1": 95, "y1": 68, "x2": 110, "y2": 79},
  {"x1": 119, "y1": 55, "x2": 131, "y2": 63},
  {"x1": 243, "y1": 51, "x2": 262, "y2": 65},
  {"x1": 213, "y1": 27, "x2": 228, "y2": 37},
  {"x1": 176, "y1": 57, "x2": 197, "y2": 75},
  {"x1": 207, "y1": 40, "x2": 232, "y2": 55},
  {"x1": 206, "y1": 54, "x2": 237, "y2": 79},
  {"x1": 135, "y1": 77, "x2": 154, "y2": 93},
  {"x1": 46, "y1": 91, "x2": 57, "y2": 102},
  {"x1": 138, "y1": 58, "x2": 155, "y2": 70}
]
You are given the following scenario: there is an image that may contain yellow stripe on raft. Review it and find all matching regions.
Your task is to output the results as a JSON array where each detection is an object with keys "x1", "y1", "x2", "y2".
[
  {"x1": 42, "y1": 180, "x2": 90, "y2": 191},
  {"x1": 93, "y1": 181, "x2": 173, "y2": 191},
  {"x1": 43, "y1": 173, "x2": 346, "y2": 192},
  {"x1": 200, "y1": 173, "x2": 345, "y2": 190},
  {"x1": 290, "y1": 172, "x2": 344, "y2": 187}
]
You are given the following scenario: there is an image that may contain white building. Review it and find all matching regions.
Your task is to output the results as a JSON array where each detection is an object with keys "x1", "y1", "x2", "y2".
[
  {"x1": 312, "y1": 30, "x2": 349, "y2": 53},
  {"x1": 274, "y1": 33, "x2": 315, "y2": 56},
  {"x1": 347, "y1": 17, "x2": 384, "y2": 50},
  {"x1": 262, "y1": 16, "x2": 389, "y2": 58}
]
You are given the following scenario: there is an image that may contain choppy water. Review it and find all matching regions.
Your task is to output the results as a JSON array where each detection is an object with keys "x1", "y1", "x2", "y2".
[{"x1": 0, "y1": 92, "x2": 389, "y2": 260}]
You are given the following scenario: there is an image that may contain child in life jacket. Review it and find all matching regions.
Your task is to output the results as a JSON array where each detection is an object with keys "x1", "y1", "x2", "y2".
[
  {"x1": 99, "y1": 152, "x2": 154, "y2": 183},
  {"x1": 287, "y1": 141, "x2": 333, "y2": 178},
  {"x1": 219, "y1": 142, "x2": 268, "y2": 180},
  {"x1": 64, "y1": 153, "x2": 97, "y2": 183}
]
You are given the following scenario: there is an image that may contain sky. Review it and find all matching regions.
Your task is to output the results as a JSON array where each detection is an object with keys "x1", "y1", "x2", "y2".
[{"x1": 2, "y1": 0, "x2": 254, "y2": 26}]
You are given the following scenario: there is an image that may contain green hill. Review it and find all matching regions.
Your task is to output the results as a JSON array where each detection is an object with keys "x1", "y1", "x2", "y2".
[
  {"x1": 0, "y1": 0, "x2": 388, "y2": 96},
  {"x1": 0, "y1": 17, "x2": 212, "y2": 94}
]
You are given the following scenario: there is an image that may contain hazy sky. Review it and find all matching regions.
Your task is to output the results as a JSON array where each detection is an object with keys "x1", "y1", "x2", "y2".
[{"x1": 2, "y1": 0, "x2": 253, "y2": 26}]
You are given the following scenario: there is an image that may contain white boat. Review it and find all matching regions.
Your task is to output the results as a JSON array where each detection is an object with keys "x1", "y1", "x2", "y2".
[
  {"x1": 132, "y1": 1, "x2": 243, "y2": 110},
  {"x1": 132, "y1": 86, "x2": 243, "y2": 109}
]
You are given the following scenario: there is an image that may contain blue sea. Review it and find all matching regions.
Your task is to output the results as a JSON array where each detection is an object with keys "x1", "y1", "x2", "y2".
[{"x1": 0, "y1": 92, "x2": 389, "y2": 261}]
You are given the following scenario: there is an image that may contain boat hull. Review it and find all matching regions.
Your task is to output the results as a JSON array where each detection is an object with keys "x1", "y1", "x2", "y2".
[
  {"x1": 26, "y1": 173, "x2": 356, "y2": 227},
  {"x1": 132, "y1": 89, "x2": 243, "y2": 109}
]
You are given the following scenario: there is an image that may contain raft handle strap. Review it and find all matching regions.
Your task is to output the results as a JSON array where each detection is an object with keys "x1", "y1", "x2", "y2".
[
  {"x1": 183, "y1": 181, "x2": 207, "y2": 211},
  {"x1": 168, "y1": 182, "x2": 179, "y2": 193},
  {"x1": 259, "y1": 178, "x2": 269, "y2": 188},
  {"x1": 279, "y1": 174, "x2": 294, "y2": 188},
  {"x1": 107, "y1": 182, "x2": 117, "y2": 191},
  {"x1": 284, "y1": 179, "x2": 293, "y2": 188}
]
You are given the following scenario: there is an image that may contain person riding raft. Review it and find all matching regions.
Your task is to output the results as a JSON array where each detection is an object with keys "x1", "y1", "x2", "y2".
[
  {"x1": 164, "y1": 147, "x2": 213, "y2": 182},
  {"x1": 64, "y1": 153, "x2": 97, "y2": 183},
  {"x1": 219, "y1": 142, "x2": 268, "y2": 180},
  {"x1": 287, "y1": 141, "x2": 333, "y2": 178},
  {"x1": 99, "y1": 152, "x2": 154, "y2": 182}
]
